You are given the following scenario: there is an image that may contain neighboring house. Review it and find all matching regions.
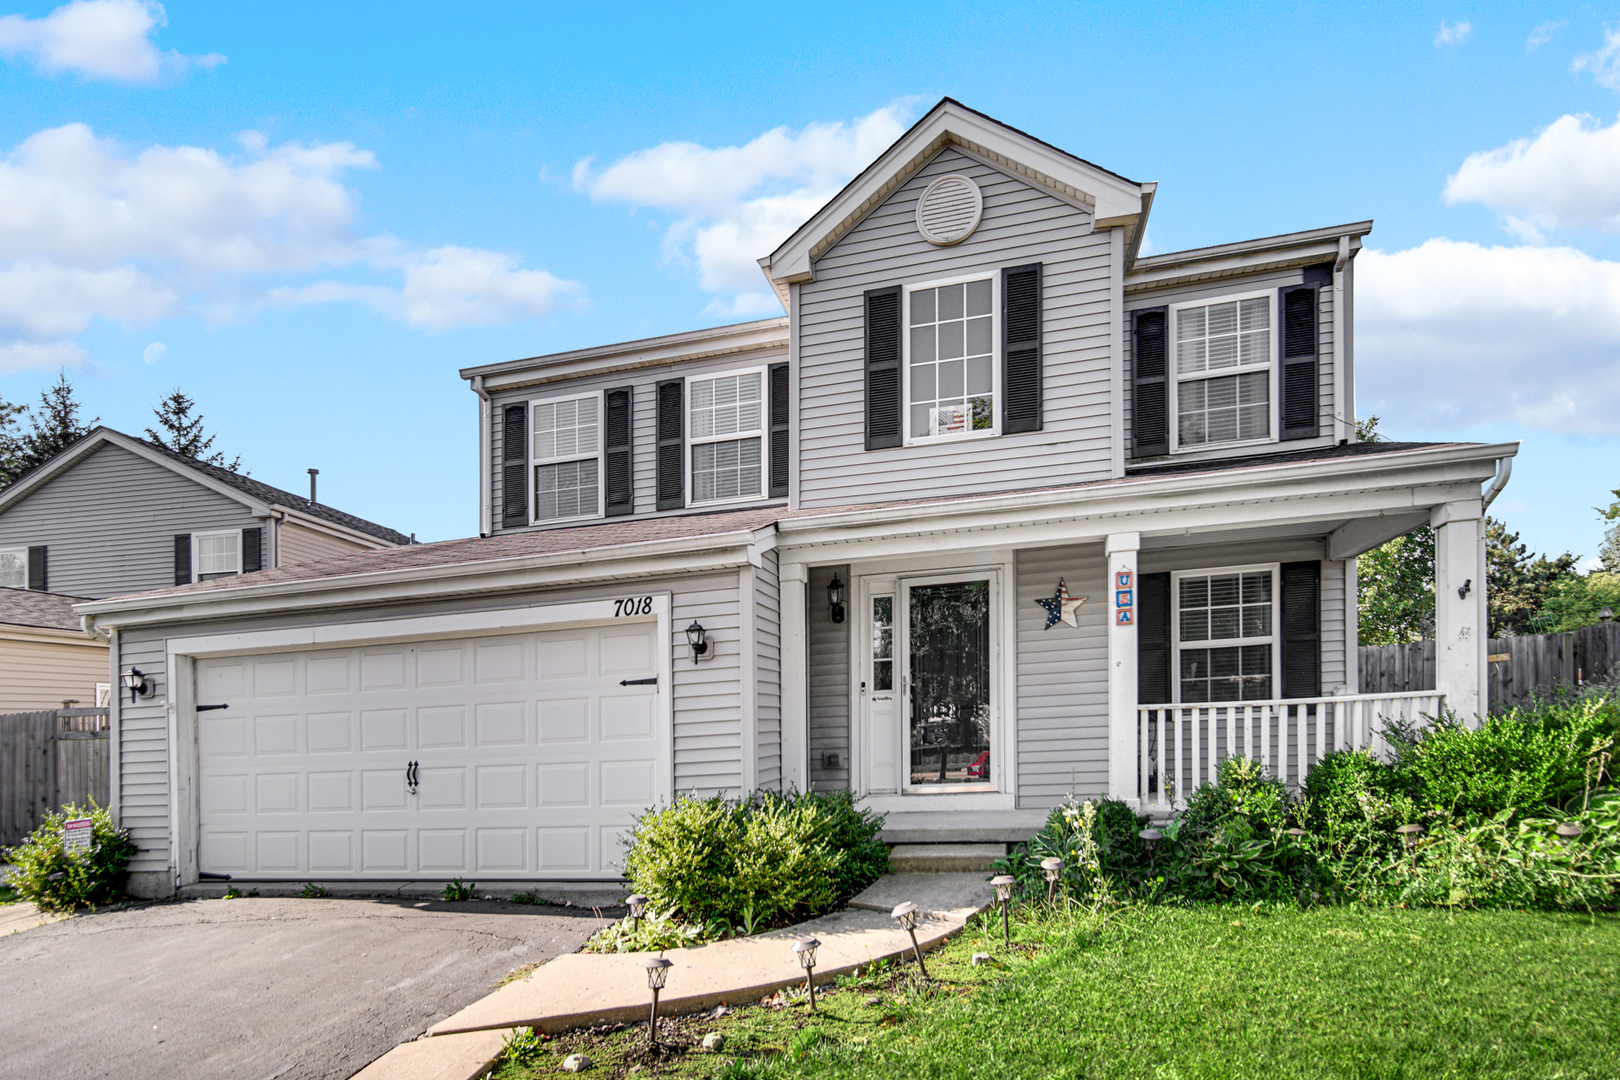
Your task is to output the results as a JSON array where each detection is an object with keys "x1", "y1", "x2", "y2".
[
  {"x1": 0, "y1": 428, "x2": 411, "y2": 599},
  {"x1": 0, "y1": 587, "x2": 108, "y2": 711},
  {"x1": 76, "y1": 100, "x2": 1514, "y2": 899}
]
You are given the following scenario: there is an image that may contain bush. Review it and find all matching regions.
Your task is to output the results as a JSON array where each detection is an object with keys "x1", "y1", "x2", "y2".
[
  {"x1": 619, "y1": 789, "x2": 887, "y2": 929},
  {"x1": 1302, "y1": 749, "x2": 1416, "y2": 863},
  {"x1": 2, "y1": 803, "x2": 137, "y2": 913}
]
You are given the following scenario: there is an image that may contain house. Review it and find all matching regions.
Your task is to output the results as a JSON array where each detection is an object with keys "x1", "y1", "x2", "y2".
[
  {"x1": 0, "y1": 427, "x2": 411, "y2": 599},
  {"x1": 75, "y1": 100, "x2": 1514, "y2": 899},
  {"x1": 0, "y1": 587, "x2": 108, "y2": 711}
]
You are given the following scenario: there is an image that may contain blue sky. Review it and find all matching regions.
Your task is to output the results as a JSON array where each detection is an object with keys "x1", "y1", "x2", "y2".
[{"x1": 1, "y1": 1, "x2": 1618, "y2": 559}]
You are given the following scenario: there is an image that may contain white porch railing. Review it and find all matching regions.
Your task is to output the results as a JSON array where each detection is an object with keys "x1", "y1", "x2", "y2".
[{"x1": 1136, "y1": 692, "x2": 1445, "y2": 812}]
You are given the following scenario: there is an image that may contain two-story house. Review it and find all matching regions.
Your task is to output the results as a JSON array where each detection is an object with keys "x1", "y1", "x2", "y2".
[{"x1": 77, "y1": 101, "x2": 1513, "y2": 898}]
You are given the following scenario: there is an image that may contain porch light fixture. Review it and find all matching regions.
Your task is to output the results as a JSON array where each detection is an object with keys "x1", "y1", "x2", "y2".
[
  {"x1": 1040, "y1": 858, "x2": 1064, "y2": 905},
  {"x1": 793, "y1": 937, "x2": 821, "y2": 1011},
  {"x1": 827, "y1": 574, "x2": 846, "y2": 624},
  {"x1": 991, "y1": 875, "x2": 1016, "y2": 948},
  {"x1": 685, "y1": 621, "x2": 708, "y2": 664},
  {"x1": 119, "y1": 668, "x2": 152, "y2": 705},
  {"x1": 891, "y1": 901, "x2": 929, "y2": 978},
  {"x1": 1396, "y1": 823, "x2": 1424, "y2": 868},
  {"x1": 1458, "y1": 578, "x2": 1472, "y2": 599},
  {"x1": 625, "y1": 893, "x2": 649, "y2": 933},
  {"x1": 642, "y1": 956, "x2": 672, "y2": 1047},
  {"x1": 1555, "y1": 822, "x2": 1586, "y2": 842}
]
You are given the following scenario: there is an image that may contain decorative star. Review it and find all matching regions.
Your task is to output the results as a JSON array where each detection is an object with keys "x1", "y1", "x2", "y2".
[{"x1": 1037, "y1": 578, "x2": 1089, "y2": 629}]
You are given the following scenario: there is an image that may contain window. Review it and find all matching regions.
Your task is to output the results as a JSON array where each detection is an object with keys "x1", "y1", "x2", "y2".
[
  {"x1": 1174, "y1": 567, "x2": 1276, "y2": 702},
  {"x1": 0, "y1": 548, "x2": 24, "y2": 589},
  {"x1": 1172, "y1": 292, "x2": 1275, "y2": 450},
  {"x1": 871, "y1": 595, "x2": 893, "y2": 691},
  {"x1": 194, "y1": 530, "x2": 242, "y2": 581},
  {"x1": 532, "y1": 393, "x2": 601, "y2": 522},
  {"x1": 689, "y1": 370, "x2": 764, "y2": 503},
  {"x1": 907, "y1": 276, "x2": 995, "y2": 440}
]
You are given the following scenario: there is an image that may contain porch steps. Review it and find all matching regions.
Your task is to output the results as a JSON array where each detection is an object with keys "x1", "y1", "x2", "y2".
[{"x1": 886, "y1": 843, "x2": 1005, "y2": 873}]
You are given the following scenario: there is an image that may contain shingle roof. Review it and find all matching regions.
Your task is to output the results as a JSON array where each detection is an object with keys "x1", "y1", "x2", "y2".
[
  {"x1": 0, "y1": 586, "x2": 96, "y2": 632},
  {"x1": 1125, "y1": 441, "x2": 1448, "y2": 477}
]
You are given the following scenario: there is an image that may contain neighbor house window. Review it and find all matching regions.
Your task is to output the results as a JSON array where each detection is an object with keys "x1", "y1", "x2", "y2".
[
  {"x1": 532, "y1": 393, "x2": 601, "y2": 522},
  {"x1": 0, "y1": 548, "x2": 24, "y2": 589},
  {"x1": 194, "y1": 530, "x2": 243, "y2": 581},
  {"x1": 1174, "y1": 566, "x2": 1277, "y2": 702},
  {"x1": 689, "y1": 370, "x2": 764, "y2": 503},
  {"x1": 1173, "y1": 292, "x2": 1274, "y2": 450},
  {"x1": 907, "y1": 276, "x2": 995, "y2": 440}
]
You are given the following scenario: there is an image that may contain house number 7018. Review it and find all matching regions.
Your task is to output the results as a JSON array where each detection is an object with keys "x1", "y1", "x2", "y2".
[{"x1": 613, "y1": 596, "x2": 654, "y2": 617}]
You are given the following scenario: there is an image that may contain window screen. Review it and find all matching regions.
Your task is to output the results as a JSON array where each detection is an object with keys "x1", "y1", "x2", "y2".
[
  {"x1": 910, "y1": 279, "x2": 994, "y2": 438},
  {"x1": 531, "y1": 395, "x2": 602, "y2": 522},
  {"x1": 689, "y1": 372, "x2": 764, "y2": 502},
  {"x1": 1176, "y1": 296, "x2": 1271, "y2": 447},
  {"x1": 0, "y1": 549, "x2": 24, "y2": 589},
  {"x1": 196, "y1": 531, "x2": 241, "y2": 581},
  {"x1": 1178, "y1": 570, "x2": 1274, "y2": 702},
  {"x1": 535, "y1": 459, "x2": 600, "y2": 521}
]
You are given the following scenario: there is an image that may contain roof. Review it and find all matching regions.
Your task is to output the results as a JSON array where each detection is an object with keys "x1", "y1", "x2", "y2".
[
  {"x1": 1126, "y1": 441, "x2": 1446, "y2": 477},
  {"x1": 0, "y1": 586, "x2": 96, "y2": 633},
  {"x1": 460, "y1": 318, "x2": 788, "y2": 389}
]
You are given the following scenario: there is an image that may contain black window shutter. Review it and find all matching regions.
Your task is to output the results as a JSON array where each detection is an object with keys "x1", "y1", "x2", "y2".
[
  {"x1": 604, "y1": 386, "x2": 634, "y2": 517},
  {"x1": 26, "y1": 546, "x2": 46, "y2": 592},
  {"x1": 1131, "y1": 307, "x2": 1169, "y2": 458},
  {"x1": 242, "y1": 527, "x2": 263, "y2": 573},
  {"x1": 1002, "y1": 263, "x2": 1043, "y2": 433},
  {"x1": 768, "y1": 362, "x2": 790, "y2": 499},
  {"x1": 174, "y1": 535, "x2": 191, "y2": 586},
  {"x1": 656, "y1": 378, "x2": 685, "y2": 511},
  {"x1": 864, "y1": 286, "x2": 902, "y2": 450},
  {"x1": 1280, "y1": 561, "x2": 1321, "y2": 698},
  {"x1": 1138, "y1": 571, "x2": 1172, "y2": 704},
  {"x1": 500, "y1": 402, "x2": 528, "y2": 528},
  {"x1": 1280, "y1": 286, "x2": 1320, "y2": 441}
]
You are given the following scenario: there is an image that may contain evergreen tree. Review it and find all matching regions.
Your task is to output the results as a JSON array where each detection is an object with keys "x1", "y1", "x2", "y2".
[
  {"x1": 0, "y1": 374, "x2": 98, "y2": 489},
  {"x1": 146, "y1": 389, "x2": 243, "y2": 473},
  {"x1": 1599, "y1": 487, "x2": 1620, "y2": 573}
]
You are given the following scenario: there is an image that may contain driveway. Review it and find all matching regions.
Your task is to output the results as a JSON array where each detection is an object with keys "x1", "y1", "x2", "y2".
[{"x1": 0, "y1": 895, "x2": 604, "y2": 1080}]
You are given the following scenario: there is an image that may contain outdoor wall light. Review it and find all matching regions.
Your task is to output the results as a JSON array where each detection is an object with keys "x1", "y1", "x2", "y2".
[
  {"x1": 625, "y1": 893, "x2": 649, "y2": 933},
  {"x1": 642, "y1": 956, "x2": 672, "y2": 1047},
  {"x1": 890, "y1": 901, "x2": 928, "y2": 978},
  {"x1": 793, "y1": 937, "x2": 821, "y2": 1011},
  {"x1": 1040, "y1": 858, "x2": 1064, "y2": 905},
  {"x1": 991, "y1": 875, "x2": 1016, "y2": 948},
  {"x1": 1396, "y1": 823, "x2": 1425, "y2": 868},
  {"x1": 827, "y1": 574, "x2": 846, "y2": 624},
  {"x1": 119, "y1": 668, "x2": 152, "y2": 705},
  {"x1": 1458, "y1": 578, "x2": 1472, "y2": 599},
  {"x1": 685, "y1": 620, "x2": 709, "y2": 664}
]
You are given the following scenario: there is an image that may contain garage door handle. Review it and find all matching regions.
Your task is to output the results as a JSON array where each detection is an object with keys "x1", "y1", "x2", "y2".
[
  {"x1": 197, "y1": 703, "x2": 230, "y2": 712},
  {"x1": 620, "y1": 676, "x2": 658, "y2": 686},
  {"x1": 406, "y1": 760, "x2": 419, "y2": 794}
]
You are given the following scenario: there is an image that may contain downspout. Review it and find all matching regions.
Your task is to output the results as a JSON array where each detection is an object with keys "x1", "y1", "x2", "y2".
[
  {"x1": 1332, "y1": 235, "x2": 1351, "y2": 444},
  {"x1": 1481, "y1": 456, "x2": 1513, "y2": 511},
  {"x1": 472, "y1": 375, "x2": 492, "y2": 537}
]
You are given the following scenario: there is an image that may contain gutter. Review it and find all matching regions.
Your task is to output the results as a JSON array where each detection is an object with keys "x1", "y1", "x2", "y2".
[
  {"x1": 1332, "y1": 235, "x2": 1351, "y2": 443},
  {"x1": 1481, "y1": 456, "x2": 1513, "y2": 510},
  {"x1": 471, "y1": 374, "x2": 491, "y2": 537}
]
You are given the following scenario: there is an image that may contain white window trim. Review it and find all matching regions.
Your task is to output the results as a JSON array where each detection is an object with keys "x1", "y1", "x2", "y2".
[
  {"x1": 192, "y1": 529, "x2": 243, "y2": 583},
  {"x1": 0, "y1": 546, "x2": 26, "y2": 589},
  {"x1": 687, "y1": 365, "x2": 769, "y2": 507},
  {"x1": 902, "y1": 270, "x2": 1000, "y2": 446},
  {"x1": 1170, "y1": 563, "x2": 1280, "y2": 705},
  {"x1": 1168, "y1": 289, "x2": 1279, "y2": 455},
  {"x1": 530, "y1": 389, "x2": 604, "y2": 524}
]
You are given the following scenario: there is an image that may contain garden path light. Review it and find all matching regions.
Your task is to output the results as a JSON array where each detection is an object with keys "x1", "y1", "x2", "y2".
[
  {"x1": 891, "y1": 901, "x2": 928, "y2": 978},
  {"x1": 1139, "y1": 827, "x2": 1163, "y2": 859},
  {"x1": 793, "y1": 937, "x2": 821, "y2": 1011},
  {"x1": 625, "y1": 893, "x2": 648, "y2": 934},
  {"x1": 642, "y1": 956, "x2": 671, "y2": 1047},
  {"x1": 991, "y1": 875, "x2": 1015, "y2": 948},
  {"x1": 1040, "y1": 857, "x2": 1063, "y2": 905},
  {"x1": 1555, "y1": 822, "x2": 1585, "y2": 842},
  {"x1": 1396, "y1": 823, "x2": 1424, "y2": 869}
]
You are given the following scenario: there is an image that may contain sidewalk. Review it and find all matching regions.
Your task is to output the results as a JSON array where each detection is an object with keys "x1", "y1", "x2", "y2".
[
  {"x1": 0, "y1": 901, "x2": 64, "y2": 937},
  {"x1": 355, "y1": 873, "x2": 992, "y2": 1080}
]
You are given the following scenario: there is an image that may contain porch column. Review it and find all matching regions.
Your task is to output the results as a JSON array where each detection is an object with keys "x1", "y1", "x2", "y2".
[
  {"x1": 1432, "y1": 500, "x2": 1487, "y2": 724},
  {"x1": 1106, "y1": 532, "x2": 1140, "y2": 802},
  {"x1": 779, "y1": 562, "x2": 809, "y2": 791}
]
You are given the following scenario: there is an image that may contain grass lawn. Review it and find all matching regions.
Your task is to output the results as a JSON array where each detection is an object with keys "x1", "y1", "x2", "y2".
[{"x1": 491, "y1": 904, "x2": 1620, "y2": 1080}]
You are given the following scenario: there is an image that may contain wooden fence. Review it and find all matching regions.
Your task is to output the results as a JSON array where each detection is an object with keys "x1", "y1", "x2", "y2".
[
  {"x1": 1359, "y1": 622, "x2": 1620, "y2": 712},
  {"x1": 0, "y1": 708, "x2": 110, "y2": 848}
]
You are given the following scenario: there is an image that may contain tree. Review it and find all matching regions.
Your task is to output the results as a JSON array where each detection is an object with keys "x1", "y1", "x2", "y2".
[
  {"x1": 146, "y1": 389, "x2": 243, "y2": 473},
  {"x1": 1486, "y1": 519, "x2": 1579, "y2": 636},
  {"x1": 1357, "y1": 526, "x2": 1434, "y2": 645},
  {"x1": 1599, "y1": 487, "x2": 1620, "y2": 573},
  {"x1": 0, "y1": 374, "x2": 98, "y2": 489}
]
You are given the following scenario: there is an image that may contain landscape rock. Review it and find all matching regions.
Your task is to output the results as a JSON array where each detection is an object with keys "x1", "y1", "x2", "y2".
[
  {"x1": 972, "y1": 952, "x2": 992, "y2": 965},
  {"x1": 702, "y1": 1032, "x2": 726, "y2": 1051},
  {"x1": 561, "y1": 1052, "x2": 591, "y2": 1072}
]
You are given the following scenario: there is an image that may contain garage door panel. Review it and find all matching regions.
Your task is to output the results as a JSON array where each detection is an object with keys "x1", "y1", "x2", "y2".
[
  {"x1": 601, "y1": 696, "x2": 654, "y2": 740},
  {"x1": 255, "y1": 714, "x2": 298, "y2": 755},
  {"x1": 476, "y1": 828, "x2": 528, "y2": 872},
  {"x1": 600, "y1": 630, "x2": 652, "y2": 674},
  {"x1": 255, "y1": 658, "x2": 298, "y2": 696},
  {"x1": 202, "y1": 773, "x2": 248, "y2": 814},
  {"x1": 538, "y1": 762, "x2": 590, "y2": 807},
  {"x1": 537, "y1": 636, "x2": 588, "y2": 678},
  {"x1": 360, "y1": 649, "x2": 407, "y2": 691},
  {"x1": 600, "y1": 760, "x2": 655, "y2": 806},
  {"x1": 475, "y1": 640, "x2": 526, "y2": 683},
  {"x1": 361, "y1": 709, "x2": 408, "y2": 751},
  {"x1": 419, "y1": 767, "x2": 467, "y2": 810},
  {"x1": 419, "y1": 829, "x2": 467, "y2": 872},
  {"x1": 199, "y1": 660, "x2": 246, "y2": 699},
  {"x1": 538, "y1": 698, "x2": 590, "y2": 743},
  {"x1": 202, "y1": 832, "x2": 248, "y2": 872},
  {"x1": 309, "y1": 831, "x2": 354, "y2": 871},
  {"x1": 308, "y1": 771, "x2": 353, "y2": 812},
  {"x1": 257, "y1": 832, "x2": 300, "y2": 872},
  {"x1": 200, "y1": 715, "x2": 247, "y2": 757},
  {"x1": 306, "y1": 653, "x2": 353, "y2": 694},
  {"x1": 417, "y1": 645, "x2": 466, "y2": 687},
  {"x1": 308, "y1": 711, "x2": 353, "y2": 753},
  {"x1": 475, "y1": 765, "x2": 525, "y2": 809},
  {"x1": 362, "y1": 830, "x2": 409, "y2": 872},
  {"x1": 362, "y1": 769, "x2": 409, "y2": 811},
  {"x1": 538, "y1": 827, "x2": 590, "y2": 871},
  {"x1": 418, "y1": 705, "x2": 467, "y2": 749},
  {"x1": 475, "y1": 702, "x2": 526, "y2": 746}
]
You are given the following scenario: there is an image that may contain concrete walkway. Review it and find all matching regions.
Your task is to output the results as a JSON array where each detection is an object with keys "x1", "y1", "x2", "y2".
[{"x1": 355, "y1": 873, "x2": 992, "y2": 1080}]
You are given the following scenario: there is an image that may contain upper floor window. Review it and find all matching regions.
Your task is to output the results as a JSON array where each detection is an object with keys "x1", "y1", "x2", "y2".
[
  {"x1": 194, "y1": 530, "x2": 243, "y2": 581},
  {"x1": 906, "y1": 276, "x2": 996, "y2": 441},
  {"x1": 532, "y1": 393, "x2": 601, "y2": 522},
  {"x1": 1174, "y1": 566, "x2": 1276, "y2": 702},
  {"x1": 1172, "y1": 292, "x2": 1274, "y2": 450},
  {"x1": 689, "y1": 370, "x2": 764, "y2": 504}
]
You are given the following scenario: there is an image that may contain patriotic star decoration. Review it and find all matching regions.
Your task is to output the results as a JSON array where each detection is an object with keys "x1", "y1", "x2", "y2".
[{"x1": 1036, "y1": 578, "x2": 1088, "y2": 629}]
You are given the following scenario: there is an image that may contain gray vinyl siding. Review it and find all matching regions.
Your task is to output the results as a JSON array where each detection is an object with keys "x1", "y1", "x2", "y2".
[
  {"x1": 1321, "y1": 557, "x2": 1348, "y2": 692},
  {"x1": 1123, "y1": 268, "x2": 1337, "y2": 463},
  {"x1": 117, "y1": 630, "x2": 170, "y2": 874},
  {"x1": 806, "y1": 565, "x2": 850, "y2": 791},
  {"x1": 670, "y1": 574, "x2": 746, "y2": 795},
  {"x1": 0, "y1": 444, "x2": 261, "y2": 598},
  {"x1": 797, "y1": 147, "x2": 1116, "y2": 508},
  {"x1": 489, "y1": 348, "x2": 788, "y2": 532},
  {"x1": 1015, "y1": 545, "x2": 1109, "y2": 807},
  {"x1": 754, "y1": 549, "x2": 782, "y2": 791},
  {"x1": 276, "y1": 520, "x2": 375, "y2": 568}
]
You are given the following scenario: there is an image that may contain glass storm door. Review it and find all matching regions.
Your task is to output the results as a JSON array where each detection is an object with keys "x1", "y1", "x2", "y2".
[{"x1": 902, "y1": 578, "x2": 992, "y2": 789}]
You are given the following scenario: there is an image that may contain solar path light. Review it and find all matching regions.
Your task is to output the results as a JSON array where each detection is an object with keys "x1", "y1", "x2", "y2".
[
  {"x1": 1139, "y1": 827, "x2": 1163, "y2": 863},
  {"x1": 1555, "y1": 822, "x2": 1586, "y2": 842},
  {"x1": 990, "y1": 875, "x2": 1016, "y2": 948},
  {"x1": 642, "y1": 956, "x2": 672, "y2": 1047},
  {"x1": 625, "y1": 893, "x2": 649, "y2": 934},
  {"x1": 891, "y1": 901, "x2": 929, "y2": 978},
  {"x1": 1396, "y1": 823, "x2": 1424, "y2": 868},
  {"x1": 793, "y1": 937, "x2": 821, "y2": 1011},
  {"x1": 1040, "y1": 857, "x2": 1064, "y2": 905}
]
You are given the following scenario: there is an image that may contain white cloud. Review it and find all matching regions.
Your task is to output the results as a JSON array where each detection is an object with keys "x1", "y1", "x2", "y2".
[
  {"x1": 1573, "y1": 27, "x2": 1620, "y2": 89},
  {"x1": 141, "y1": 340, "x2": 164, "y2": 363},
  {"x1": 1356, "y1": 239, "x2": 1620, "y2": 435},
  {"x1": 0, "y1": 0, "x2": 223, "y2": 83},
  {"x1": 0, "y1": 260, "x2": 175, "y2": 338},
  {"x1": 1434, "y1": 20, "x2": 1471, "y2": 47},
  {"x1": 0, "y1": 340, "x2": 86, "y2": 373},
  {"x1": 1527, "y1": 20, "x2": 1565, "y2": 51},
  {"x1": 1444, "y1": 113, "x2": 1620, "y2": 239},
  {"x1": 576, "y1": 101, "x2": 920, "y2": 309}
]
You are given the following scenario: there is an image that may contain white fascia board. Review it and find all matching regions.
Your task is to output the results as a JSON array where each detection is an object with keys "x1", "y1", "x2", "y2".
[
  {"x1": 1127, "y1": 222, "x2": 1372, "y2": 292},
  {"x1": 460, "y1": 319, "x2": 788, "y2": 392},
  {"x1": 0, "y1": 623, "x2": 106, "y2": 647},
  {"x1": 271, "y1": 505, "x2": 402, "y2": 549}
]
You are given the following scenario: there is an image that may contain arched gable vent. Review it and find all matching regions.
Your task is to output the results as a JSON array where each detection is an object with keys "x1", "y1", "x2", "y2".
[{"x1": 915, "y1": 174, "x2": 983, "y2": 246}]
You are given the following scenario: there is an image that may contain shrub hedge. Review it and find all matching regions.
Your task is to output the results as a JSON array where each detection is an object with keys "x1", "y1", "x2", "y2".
[{"x1": 2, "y1": 803, "x2": 137, "y2": 912}]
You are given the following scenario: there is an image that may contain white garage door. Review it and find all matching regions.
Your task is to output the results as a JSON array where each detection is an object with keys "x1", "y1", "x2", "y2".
[{"x1": 195, "y1": 623, "x2": 663, "y2": 880}]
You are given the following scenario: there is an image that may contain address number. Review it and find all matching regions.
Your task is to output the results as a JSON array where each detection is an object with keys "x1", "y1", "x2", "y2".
[{"x1": 613, "y1": 596, "x2": 654, "y2": 617}]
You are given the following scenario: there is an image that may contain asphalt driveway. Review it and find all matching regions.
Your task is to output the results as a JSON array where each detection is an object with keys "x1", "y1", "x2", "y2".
[{"x1": 0, "y1": 895, "x2": 604, "y2": 1080}]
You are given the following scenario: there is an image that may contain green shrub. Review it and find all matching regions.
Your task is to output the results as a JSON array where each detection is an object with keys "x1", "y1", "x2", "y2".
[
  {"x1": 1302, "y1": 749, "x2": 1416, "y2": 863},
  {"x1": 2, "y1": 803, "x2": 137, "y2": 912}
]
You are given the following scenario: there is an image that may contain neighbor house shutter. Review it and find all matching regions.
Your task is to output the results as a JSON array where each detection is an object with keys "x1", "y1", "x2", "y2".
[
  {"x1": 864, "y1": 286, "x2": 902, "y2": 450},
  {"x1": 1280, "y1": 561, "x2": 1321, "y2": 698},
  {"x1": 26, "y1": 546, "x2": 46, "y2": 592},
  {"x1": 768, "y1": 362, "x2": 790, "y2": 498},
  {"x1": 500, "y1": 402, "x2": 528, "y2": 528},
  {"x1": 173, "y1": 535, "x2": 191, "y2": 586},
  {"x1": 656, "y1": 378, "x2": 685, "y2": 511},
  {"x1": 1002, "y1": 262, "x2": 1043, "y2": 433},
  {"x1": 242, "y1": 527, "x2": 263, "y2": 573},
  {"x1": 1280, "y1": 286, "x2": 1320, "y2": 441},
  {"x1": 1131, "y1": 307, "x2": 1169, "y2": 458},
  {"x1": 1138, "y1": 571, "x2": 1172, "y2": 704},
  {"x1": 604, "y1": 386, "x2": 634, "y2": 517}
]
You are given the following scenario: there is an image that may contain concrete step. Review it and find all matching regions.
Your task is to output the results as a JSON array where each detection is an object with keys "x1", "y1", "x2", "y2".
[{"x1": 886, "y1": 843, "x2": 1005, "y2": 873}]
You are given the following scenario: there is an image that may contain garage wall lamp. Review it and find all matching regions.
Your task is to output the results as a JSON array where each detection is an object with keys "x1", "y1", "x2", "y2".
[
  {"x1": 119, "y1": 668, "x2": 153, "y2": 704},
  {"x1": 685, "y1": 620, "x2": 709, "y2": 664},
  {"x1": 827, "y1": 574, "x2": 846, "y2": 624}
]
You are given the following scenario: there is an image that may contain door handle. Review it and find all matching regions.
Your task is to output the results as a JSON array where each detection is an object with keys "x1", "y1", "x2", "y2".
[{"x1": 406, "y1": 760, "x2": 419, "y2": 794}]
